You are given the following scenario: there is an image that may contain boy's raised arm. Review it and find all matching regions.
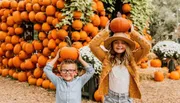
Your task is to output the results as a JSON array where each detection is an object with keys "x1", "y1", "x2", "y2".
[
  {"x1": 43, "y1": 49, "x2": 61, "y2": 86},
  {"x1": 79, "y1": 52, "x2": 95, "y2": 87}
]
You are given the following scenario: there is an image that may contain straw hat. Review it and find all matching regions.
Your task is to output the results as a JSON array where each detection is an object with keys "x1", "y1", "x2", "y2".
[{"x1": 104, "y1": 32, "x2": 135, "y2": 50}]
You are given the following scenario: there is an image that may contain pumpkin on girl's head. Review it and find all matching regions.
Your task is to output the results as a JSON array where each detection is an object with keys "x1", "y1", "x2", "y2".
[
  {"x1": 60, "y1": 47, "x2": 78, "y2": 60},
  {"x1": 110, "y1": 17, "x2": 131, "y2": 33}
]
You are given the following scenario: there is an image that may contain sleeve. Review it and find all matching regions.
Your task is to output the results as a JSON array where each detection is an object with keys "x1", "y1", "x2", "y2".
[
  {"x1": 43, "y1": 63, "x2": 60, "y2": 86},
  {"x1": 89, "y1": 30, "x2": 110, "y2": 62},
  {"x1": 80, "y1": 64, "x2": 95, "y2": 87},
  {"x1": 131, "y1": 30, "x2": 151, "y2": 63}
]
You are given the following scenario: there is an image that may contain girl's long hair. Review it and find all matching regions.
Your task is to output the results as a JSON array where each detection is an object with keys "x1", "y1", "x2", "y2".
[{"x1": 108, "y1": 43, "x2": 137, "y2": 71}]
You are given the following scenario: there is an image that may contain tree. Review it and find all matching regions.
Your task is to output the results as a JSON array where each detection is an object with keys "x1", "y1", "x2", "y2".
[{"x1": 149, "y1": 0, "x2": 180, "y2": 43}]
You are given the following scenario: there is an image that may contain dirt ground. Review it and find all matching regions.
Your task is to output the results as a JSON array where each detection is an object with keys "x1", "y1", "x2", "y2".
[{"x1": 0, "y1": 68, "x2": 180, "y2": 103}]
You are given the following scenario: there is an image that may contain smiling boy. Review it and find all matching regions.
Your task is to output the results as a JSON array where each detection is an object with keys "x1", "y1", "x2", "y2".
[{"x1": 43, "y1": 50, "x2": 95, "y2": 103}]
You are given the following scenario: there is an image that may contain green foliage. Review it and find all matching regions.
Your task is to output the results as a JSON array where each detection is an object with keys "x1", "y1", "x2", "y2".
[
  {"x1": 101, "y1": 0, "x2": 116, "y2": 13},
  {"x1": 122, "y1": 0, "x2": 154, "y2": 35},
  {"x1": 149, "y1": 0, "x2": 180, "y2": 42},
  {"x1": 56, "y1": 0, "x2": 94, "y2": 28}
]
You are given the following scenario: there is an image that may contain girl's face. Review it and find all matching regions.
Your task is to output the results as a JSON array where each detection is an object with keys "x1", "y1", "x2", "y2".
[
  {"x1": 59, "y1": 64, "x2": 78, "y2": 82},
  {"x1": 112, "y1": 40, "x2": 127, "y2": 54}
]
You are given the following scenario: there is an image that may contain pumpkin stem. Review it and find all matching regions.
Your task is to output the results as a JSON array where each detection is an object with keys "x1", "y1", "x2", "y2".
[
  {"x1": 65, "y1": 36, "x2": 72, "y2": 46},
  {"x1": 116, "y1": 12, "x2": 122, "y2": 17}
]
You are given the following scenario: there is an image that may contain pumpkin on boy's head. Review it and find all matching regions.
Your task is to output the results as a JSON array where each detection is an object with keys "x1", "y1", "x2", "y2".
[{"x1": 60, "y1": 46, "x2": 78, "y2": 60}]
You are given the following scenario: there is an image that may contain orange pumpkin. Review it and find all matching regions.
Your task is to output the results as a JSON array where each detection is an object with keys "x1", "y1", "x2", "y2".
[
  {"x1": 42, "y1": 79, "x2": 50, "y2": 89},
  {"x1": 46, "y1": 5, "x2": 56, "y2": 16},
  {"x1": 18, "y1": 72, "x2": 27, "y2": 82},
  {"x1": 1, "y1": 69, "x2": 9, "y2": 77},
  {"x1": 60, "y1": 47, "x2": 78, "y2": 60},
  {"x1": 110, "y1": 17, "x2": 131, "y2": 33},
  {"x1": 12, "y1": 56, "x2": 22, "y2": 68},
  {"x1": 72, "y1": 42, "x2": 83, "y2": 49},
  {"x1": 8, "y1": 69, "x2": 15, "y2": 77},
  {"x1": 73, "y1": 11, "x2": 82, "y2": 19},
  {"x1": 24, "y1": 43, "x2": 34, "y2": 54},
  {"x1": 169, "y1": 71, "x2": 180, "y2": 80},
  {"x1": 33, "y1": 40, "x2": 43, "y2": 50},
  {"x1": 154, "y1": 71, "x2": 164, "y2": 82},
  {"x1": 38, "y1": 55, "x2": 48, "y2": 67},
  {"x1": 49, "y1": 82, "x2": 56, "y2": 90},
  {"x1": 13, "y1": 44, "x2": 21, "y2": 54},
  {"x1": 176, "y1": 65, "x2": 180, "y2": 70},
  {"x1": 150, "y1": 59, "x2": 162, "y2": 67},
  {"x1": 12, "y1": 72, "x2": 18, "y2": 79},
  {"x1": 7, "y1": 58, "x2": 13, "y2": 67},
  {"x1": 122, "y1": 3, "x2": 131, "y2": 13},
  {"x1": 48, "y1": 39, "x2": 56, "y2": 49},
  {"x1": 36, "y1": 78, "x2": 44, "y2": 86},
  {"x1": 24, "y1": 59, "x2": 35, "y2": 70},
  {"x1": 56, "y1": 0, "x2": 65, "y2": 9},
  {"x1": 30, "y1": 54, "x2": 38, "y2": 63},
  {"x1": 140, "y1": 62, "x2": 148, "y2": 69},
  {"x1": 33, "y1": 67, "x2": 43, "y2": 78},
  {"x1": 72, "y1": 20, "x2": 83, "y2": 30},
  {"x1": 28, "y1": 77, "x2": 37, "y2": 85},
  {"x1": 56, "y1": 29, "x2": 68, "y2": 40},
  {"x1": 94, "y1": 90, "x2": 103, "y2": 102}
]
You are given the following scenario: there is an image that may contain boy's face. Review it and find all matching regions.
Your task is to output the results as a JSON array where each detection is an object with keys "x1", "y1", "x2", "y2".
[{"x1": 59, "y1": 64, "x2": 78, "y2": 82}]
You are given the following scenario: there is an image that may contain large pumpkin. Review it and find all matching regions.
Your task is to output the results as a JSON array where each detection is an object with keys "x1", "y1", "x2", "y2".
[
  {"x1": 60, "y1": 47, "x2": 78, "y2": 60},
  {"x1": 110, "y1": 17, "x2": 131, "y2": 33}
]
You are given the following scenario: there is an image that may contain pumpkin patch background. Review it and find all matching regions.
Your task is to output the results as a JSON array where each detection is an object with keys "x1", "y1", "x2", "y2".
[
  {"x1": 0, "y1": 0, "x2": 180, "y2": 103},
  {"x1": 0, "y1": 0, "x2": 149, "y2": 89}
]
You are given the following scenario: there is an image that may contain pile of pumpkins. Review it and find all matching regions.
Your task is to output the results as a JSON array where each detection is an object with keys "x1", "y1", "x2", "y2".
[
  {"x1": 0, "y1": 0, "x2": 152, "y2": 96},
  {"x1": 154, "y1": 65, "x2": 180, "y2": 82},
  {"x1": 0, "y1": 0, "x2": 110, "y2": 90},
  {"x1": 146, "y1": 58, "x2": 180, "y2": 82}
]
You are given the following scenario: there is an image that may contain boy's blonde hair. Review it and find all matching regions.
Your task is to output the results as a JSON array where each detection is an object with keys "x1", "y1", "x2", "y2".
[{"x1": 58, "y1": 59, "x2": 78, "y2": 71}]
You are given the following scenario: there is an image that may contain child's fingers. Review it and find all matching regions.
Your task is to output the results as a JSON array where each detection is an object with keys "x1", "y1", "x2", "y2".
[
  {"x1": 105, "y1": 20, "x2": 110, "y2": 30},
  {"x1": 130, "y1": 24, "x2": 134, "y2": 32}
]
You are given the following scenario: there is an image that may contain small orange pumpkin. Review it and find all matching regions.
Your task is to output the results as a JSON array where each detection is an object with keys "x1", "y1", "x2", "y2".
[
  {"x1": 150, "y1": 59, "x2": 162, "y2": 67},
  {"x1": 94, "y1": 90, "x2": 104, "y2": 102},
  {"x1": 36, "y1": 78, "x2": 44, "y2": 86},
  {"x1": 169, "y1": 71, "x2": 180, "y2": 80},
  {"x1": 33, "y1": 67, "x2": 43, "y2": 78},
  {"x1": 18, "y1": 72, "x2": 27, "y2": 82},
  {"x1": 154, "y1": 71, "x2": 164, "y2": 82},
  {"x1": 42, "y1": 79, "x2": 50, "y2": 89},
  {"x1": 28, "y1": 77, "x2": 37, "y2": 85}
]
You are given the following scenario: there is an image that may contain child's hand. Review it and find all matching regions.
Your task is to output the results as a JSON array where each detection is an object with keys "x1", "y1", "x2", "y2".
[
  {"x1": 130, "y1": 24, "x2": 134, "y2": 32},
  {"x1": 105, "y1": 20, "x2": 110, "y2": 32},
  {"x1": 55, "y1": 49, "x2": 61, "y2": 59},
  {"x1": 78, "y1": 50, "x2": 83, "y2": 62},
  {"x1": 78, "y1": 50, "x2": 89, "y2": 67}
]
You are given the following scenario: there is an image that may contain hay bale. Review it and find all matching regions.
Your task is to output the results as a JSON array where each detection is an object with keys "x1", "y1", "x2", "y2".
[
  {"x1": 147, "y1": 52, "x2": 158, "y2": 60},
  {"x1": 138, "y1": 66, "x2": 168, "y2": 81}
]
